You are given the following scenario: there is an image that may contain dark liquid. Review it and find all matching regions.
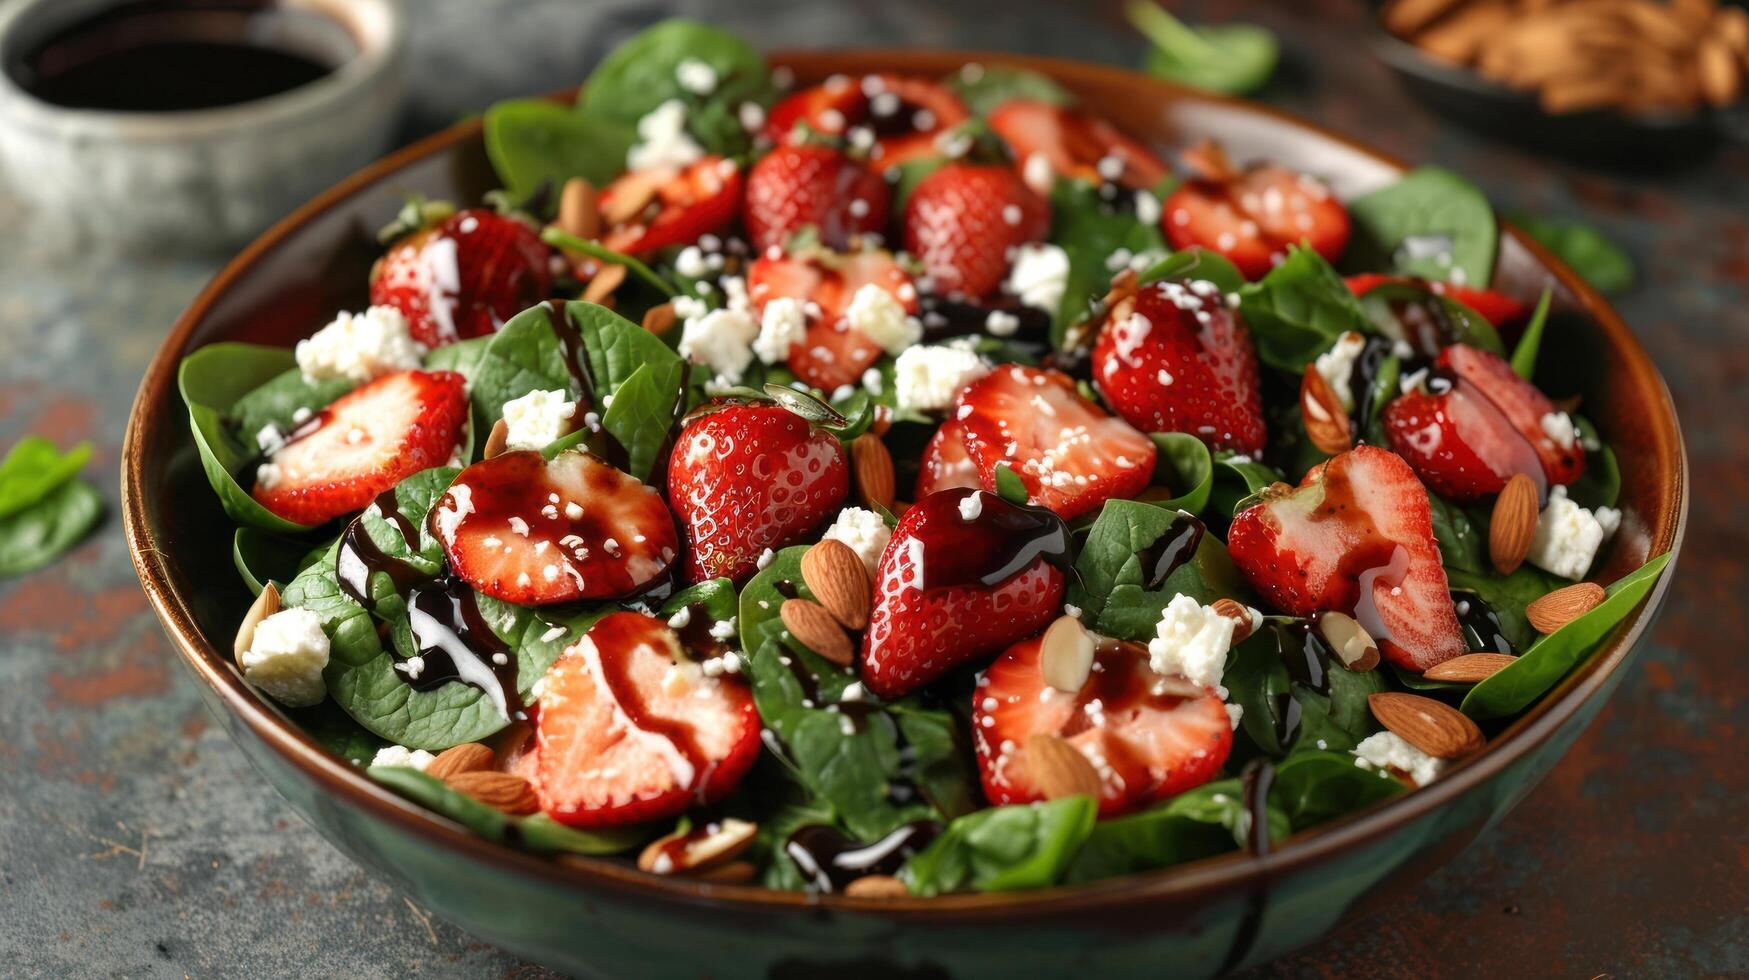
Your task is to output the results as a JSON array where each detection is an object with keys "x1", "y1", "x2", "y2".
[
  {"x1": 404, "y1": 576, "x2": 523, "y2": 721},
  {"x1": 1134, "y1": 511, "x2": 1205, "y2": 591},
  {"x1": 917, "y1": 294, "x2": 1052, "y2": 349},
  {"x1": 784, "y1": 820, "x2": 940, "y2": 893},
  {"x1": 911, "y1": 489, "x2": 1076, "y2": 592},
  {"x1": 1452, "y1": 590, "x2": 1514, "y2": 655},
  {"x1": 1259, "y1": 619, "x2": 1336, "y2": 748},
  {"x1": 11, "y1": 3, "x2": 351, "y2": 112}
]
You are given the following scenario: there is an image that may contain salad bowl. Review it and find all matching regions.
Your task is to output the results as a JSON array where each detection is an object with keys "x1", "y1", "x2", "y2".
[{"x1": 122, "y1": 46, "x2": 1685, "y2": 978}]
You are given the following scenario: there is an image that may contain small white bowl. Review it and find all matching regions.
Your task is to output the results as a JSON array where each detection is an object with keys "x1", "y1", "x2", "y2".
[{"x1": 0, "y1": 0, "x2": 406, "y2": 252}]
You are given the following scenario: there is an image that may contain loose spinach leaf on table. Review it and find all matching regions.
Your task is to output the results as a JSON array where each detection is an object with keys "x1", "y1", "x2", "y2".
[
  {"x1": 1128, "y1": 1, "x2": 1279, "y2": 96},
  {"x1": 484, "y1": 98, "x2": 633, "y2": 202},
  {"x1": 0, "y1": 478, "x2": 102, "y2": 577},
  {"x1": 1067, "y1": 499, "x2": 1253, "y2": 640},
  {"x1": 948, "y1": 63, "x2": 1074, "y2": 116},
  {"x1": 1048, "y1": 178, "x2": 1166, "y2": 347},
  {"x1": 574, "y1": 18, "x2": 773, "y2": 156},
  {"x1": 905, "y1": 796, "x2": 1098, "y2": 896},
  {"x1": 1462, "y1": 552, "x2": 1671, "y2": 720},
  {"x1": 1237, "y1": 246, "x2": 1372, "y2": 371},
  {"x1": 180, "y1": 343, "x2": 323, "y2": 533},
  {"x1": 1269, "y1": 750, "x2": 1404, "y2": 829},
  {"x1": 0, "y1": 437, "x2": 91, "y2": 519},
  {"x1": 1346, "y1": 167, "x2": 1497, "y2": 288},
  {"x1": 1507, "y1": 213, "x2": 1634, "y2": 294}
]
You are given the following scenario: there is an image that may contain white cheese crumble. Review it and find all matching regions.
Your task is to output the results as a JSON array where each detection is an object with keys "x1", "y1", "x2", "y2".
[
  {"x1": 958, "y1": 491, "x2": 984, "y2": 521},
  {"x1": 500, "y1": 388, "x2": 576, "y2": 452},
  {"x1": 1133, "y1": 189, "x2": 1162, "y2": 226},
  {"x1": 753, "y1": 296, "x2": 807, "y2": 364},
  {"x1": 627, "y1": 99, "x2": 704, "y2": 173},
  {"x1": 240, "y1": 607, "x2": 330, "y2": 707},
  {"x1": 1352, "y1": 731, "x2": 1444, "y2": 786},
  {"x1": 1006, "y1": 243, "x2": 1070, "y2": 313},
  {"x1": 295, "y1": 306, "x2": 427, "y2": 384},
  {"x1": 1226, "y1": 703, "x2": 1244, "y2": 731},
  {"x1": 1022, "y1": 152, "x2": 1055, "y2": 195},
  {"x1": 1399, "y1": 367, "x2": 1428, "y2": 395},
  {"x1": 1526, "y1": 485, "x2": 1621, "y2": 580},
  {"x1": 821, "y1": 507, "x2": 892, "y2": 575},
  {"x1": 985, "y1": 309, "x2": 1020, "y2": 337},
  {"x1": 674, "y1": 58, "x2": 718, "y2": 95},
  {"x1": 894, "y1": 344, "x2": 991, "y2": 412},
  {"x1": 1313, "y1": 331, "x2": 1367, "y2": 411},
  {"x1": 1146, "y1": 594, "x2": 1236, "y2": 690},
  {"x1": 1539, "y1": 411, "x2": 1578, "y2": 451},
  {"x1": 371, "y1": 744, "x2": 437, "y2": 771},
  {"x1": 678, "y1": 308, "x2": 760, "y2": 385},
  {"x1": 844, "y1": 283, "x2": 920, "y2": 355}
]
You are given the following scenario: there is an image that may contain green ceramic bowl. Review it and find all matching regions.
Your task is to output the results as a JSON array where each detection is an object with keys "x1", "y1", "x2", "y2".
[{"x1": 122, "y1": 50, "x2": 1687, "y2": 977}]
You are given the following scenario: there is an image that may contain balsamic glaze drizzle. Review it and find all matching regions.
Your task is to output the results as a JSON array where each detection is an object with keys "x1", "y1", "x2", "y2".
[{"x1": 785, "y1": 821, "x2": 941, "y2": 893}]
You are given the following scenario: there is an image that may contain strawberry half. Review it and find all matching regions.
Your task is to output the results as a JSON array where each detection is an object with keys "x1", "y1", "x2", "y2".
[
  {"x1": 974, "y1": 633, "x2": 1232, "y2": 816},
  {"x1": 432, "y1": 450, "x2": 680, "y2": 605},
  {"x1": 1227, "y1": 446, "x2": 1465, "y2": 672},
  {"x1": 253, "y1": 369, "x2": 468, "y2": 526},
  {"x1": 987, "y1": 100, "x2": 1170, "y2": 192},
  {"x1": 748, "y1": 248, "x2": 917, "y2": 391},
  {"x1": 952, "y1": 365, "x2": 1156, "y2": 521},
  {"x1": 1163, "y1": 160, "x2": 1350, "y2": 280},
  {"x1": 370, "y1": 209, "x2": 553, "y2": 347},
  {"x1": 764, "y1": 74, "x2": 969, "y2": 167},
  {"x1": 1092, "y1": 277, "x2": 1267, "y2": 455},
  {"x1": 599, "y1": 156, "x2": 742, "y2": 256},
  {"x1": 534, "y1": 611, "x2": 760, "y2": 828},
  {"x1": 743, "y1": 144, "x2": 890, "y2": 252},
  {"x1": 1437, "y1": 344, "x2": 1584, "y2": 486},
  {"x1": 1344, "y1": 274, "x2": 1529, "y2": 329},
  {"x1": 860, "y1": 488, "x2": 1068, "y2": 699},
  {"x1": 903, "y1": 163, "x2": 1049, "y2": 298},
  {"x1": 916, "y1": 418, "x2": 981, "y2": 498},
  {"x1": 667, "y1": 402, "x2": 849, "y2": 584}
]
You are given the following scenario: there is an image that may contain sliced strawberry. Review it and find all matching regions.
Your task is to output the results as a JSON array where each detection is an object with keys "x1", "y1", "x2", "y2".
[
  {"x1": 599, "y1": 156, "x2": 742, "y2": 256},
  {"x1": 974, "y1": 633, "x2": 1232, "y2": 817},
  {"x1": 534, "y1": 611, "x2": 760, "y2": 828},
  {"x1": 1344, "y1": 274, "x2": 1529, "y2": 329},
  {"x1": 988, "y1": 100, "x2": 1170, "y2": 192},
  {"x1": 743, "y1": 144, "x2": 890, "y2": 252},
  {"x1": 916, "y1": 419, "x2": 981, "y2": 498},
  {"x1": 370, "y1": 209, "x2": 553, "y2": 347},
  {"x1": 860, "y1": 488, "x2": 1068, "y2": 699},
  {"x1": 667, "y1": 402, "x2": 849, "y2": 583},
  {"x1": 952, "y1": 365, "x2": 1155, "y2": 521},
  {"x1": 1092, "y1": 277, "x2": 1267, "y2": 455},
  {"x1": 766, "y1": 74, "x2": 970, "y2": 167},
  {"x1": 1164, "y1": 163, "x2": 1350, "y2": 280},
  {"x1": 1227, "y1": 446, "x2": 1465, "y2": 671},
  {"x1": 1382, "y1": 386, "x2": 1544, "y2": 502},
  {"x1": 1437, "y1": 345, "x2": 1585, "y2": 486},
  {"x1": 253, "y1": 369, "x2": 468, "y2": 525},
  {"x1": 748, "y1": 248, "x2": 917, "y2": 390},
  {"x1": 903, "y1": 163, "x2": 1049, "y2": 298},
  {"x1": 764, "y1": 75, "x2": 865, "y2": 143},
  {"x1": 432, "y1": 450, "x2": 679, "y2": 604}
]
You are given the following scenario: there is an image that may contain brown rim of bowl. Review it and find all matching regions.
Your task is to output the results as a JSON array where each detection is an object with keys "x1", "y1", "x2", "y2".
[{"x1": 122, "y1": 48, "x2": 1687, "y2": 918}]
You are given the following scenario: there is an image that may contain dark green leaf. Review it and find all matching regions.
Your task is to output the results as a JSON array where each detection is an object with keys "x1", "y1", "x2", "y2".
[
  {"x1": 515, "y1": 814, "x2": 649, "y2": 856},
  {"x1": 229, "y1": 368, "x2": 354, "y2": 442},
  {"x1": 1223, "y1": 629, "x2": 1386, "y2": 757},
  {"x1": 1149, "y1": 432, "x2": 1213, "y2": 515},
  {"x1": 1445, "y1": 565, "x2": 1563, "y2": 652},
  {"x1": 288, "y1": 700, "x2": 384, "y2": 764},
  {"x1": 993, "y1": 463, "x2": 1029, "y2": 504},
  {"x1": 1138, "y1": 246, "x2": 1246, "y2": 293},
  {"x1": 575, "y1": 18, "x2": 772, "y2": 156},
  {"x1": 1047, "y1": 178, "x2": 1167, "y2": 347},
  {"x1": 1565, "y1": 415, "x2": 1620, "y2": 510},
  {"x1": 1510, "y1": 288, "x2": 1553, "y2": 381},
  {"x1": 1237, "y1": 246, "x2": 1373, "y2": 371},
  {"x1": 540, "y1": 229, "x2": 677, "y2": 297},
  {"x1": 368, "y1": 766, "x2": 511, "y2": 839},
  {"x1": 1429, "y1": 494, "x2": 1486, "y2": 575},
  {"x1": 0, "y1": 479, "x2": 102, "y2": 576},
  {"x1": 1347, "y1": 167, "x2": 1497, "y2": 287},
  {"x1": 1068, "y1": 499, "x2": 1252, "y2": 640},
  {"x1": 0, "y1": 437, "x2": 91, "y2": 519},
  {"x1": 1508, "y1": 214, "x2": 1634, "y2": 293},
  {"x1": 484, "y1": 98, "x2": 633, "y2": 201},
  {"x1": 1355, "y1": 282, "x2": 1504, "y2": 357},
  {"x1": 1269, "y1": 749, "x2": 1404, "y2": 829},
  {"x1": 1209, "y1": 451, "x2": 1283, "y2": 519},
  {"x1": 738, "y1": 544, "x2": 809, "y2": 643},
  {"x1": 661, "y1": 577, "x2": 738, "y2": 623},
  {"x1": 904, "y1": 796, "x2": 1098, "y2": 895},
  {"x1": 233, "y1": 528, "x2": 331, "y2": 597},
  {"x1": 601, "y1": 361, "x2": 684, "y2": 482},
  {"x1": 180, "y1": 343, "x2": 321, "y2": 533}
]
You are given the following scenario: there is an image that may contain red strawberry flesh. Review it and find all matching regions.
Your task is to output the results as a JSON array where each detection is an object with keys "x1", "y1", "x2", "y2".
[{"x1": 370, "y1": 209, "x2": 553, "y2": 347}]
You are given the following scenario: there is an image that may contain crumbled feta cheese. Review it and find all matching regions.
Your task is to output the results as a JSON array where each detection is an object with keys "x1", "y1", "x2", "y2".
[
  {"x1": 674, "y1": 245, "x2": 711, "y2": 279},
  {"x1": 675, "y1": 58, "x2": 718, "y2": 95},
  {"x1": 1540, "y1": 411, "x2": 1577, "y2": 451},
  {"x1": 1352, "y1": 731, "x2": 1444, "y2": 786},
  {"x1": 1146, "y1": 594, "x2": 1236, "y2": 689},
  {"x1": 295, "y1": 306, "x2": 427, "y2": 384},
  {"x1": 240, "y1": 608, "x2": 330, "y2": 707},
  {"x1": 1526, "y1": 485, "x2": 1621, "y2": 580},
  {"x1": 737, "y1": 101, "x2": 765, "y2": 133},
  {"x1": 958, "y1": 492, "x2": 984, "y2": 521},
  {"x1": 1313, "y1": 331, "x2": 1367, "y2": 411},
  {"x1": 627, "y1": 99, "x2": 704, "y2": 173},
  {"x1": 1006, "y1": 243, "x2": 1070, "y2": 313},
  {"x1": 256, "y1": 424, "x2": 285, "y2": 453},
  {"x1": 1225, "y1": 703, "x2": 1244, "y2": 731},
  {"x1": 894, "y1": 344, "x2": 991, "y2": 412},
  {"x1": 844, "y1": 283, "x2": 920, "y2": 355},
  {"x1": 821, "y1": 507, "x2": 892, "y2": 574},
  {"x1": 371, "y1": 744, "x2": 437, "y2": 771},
  {"x1": 678, "y1": 308, "x2": 759, "y2": 384},
  {"x1": 753, "y1": 296, "x2": 807, "y2": 364},
  {"x1": 756, "y1": 547, "x2": 776, "y2": 570},
  {"x1": 1022, "y1": 152, "x2": 1055, "y2": 195},
  {"x1": 985, "y1": 310, "x2": 1020, "y2": 337},
  {"x1": 500, "y1": 388, "x2": 576, "y2": 452},
  {"x1": 840, "y1": 681, "x2": 866, "y2": 703},
  {"x1": 1133, "y1": 189, "x2": 1161, "y2": 226}
]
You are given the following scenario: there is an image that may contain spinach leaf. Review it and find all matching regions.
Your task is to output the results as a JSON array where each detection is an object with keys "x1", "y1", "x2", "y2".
[
  {"x1": 1428, "y1": 494, "x2": 1486, "y2": 574},
  {"x1": 369, "y1": 767, "x2": 645, "y2": 854},
  {"x1": 1565, "y1": 415, "x2": 1620, "y2": 510},
  {"x1": 738, "y1": 544, "x2": 808, "y2": 642},
  {"x1": 756, "y1": 795, "x2": 840, "y2": 891},
  {"x1": 1269, "y1": 749, "x2": 1403, "y2": 829},
  {"x1": 1346, "y1": 167, "x2": 1497, "y2": 288},
  {"x1": 540, "y1": 229, "x2": 678, "y2": 298},
  {"x1": 1509, "y1": 288, "x2": 1553, "y2": 381},
  {"x1": 1140, "y1": 246, "x2": 1246, "y2": 293},
  {"x1": 1128, "y1": 1, "x2": 1278, "y2": 96},
  {"x1": 0, "y1": 437, "x2": 91, "y2": 519},
  {"x1": 599, "y1": 360, "x2": 683, "y2": 483},
  {"x1": 516, "y1": 814, "x2": 649, "y2": 857},
  {"x1": 948, "y1": 64, "x2": 1073, "y2": 116},
  {"x1": 575, "y1": 19, "x2": 772, "y2": 156},
  {"x1": 229, "y1": 367, "x2": 353, "y2": 441},
  {"x1": 1209, "y1": 451, "x2": 1282, "y2": 519},
  {"x1": 0, "y1": 478, "x2": 102, "y2": 577},
  {"x1": 1355, "y1": 281, "x2": 1504, "y2": 357},
  {"x1": 1064, "y1": 778, "x2": 1288, "y2": 884},
  {"x1": 1067, "y1": 499, "x2": 1252, "y2": 640},
  {"x1": 288, "y1": 700, "x2": 384, "y2": 764},
  {"x1": 1446, "y1": 565, "x2": 1563, "y2": 652},
  {"x1": 904, "y1": 796, "x2": 1098, "y2": 896},
  {"x1": 660, "y1": 576, "x2": 738, "y2": 623},
  {"x1": 454, "y1": 305, "x2": 575, "y2": 435},
  {"x1": 1508, "y1": 213, "x2": 1634, "y2": 294},
  {"x1": 180, "y1": 343, "x2": 321, "y2": 533},
  {"x1": 484, "y1": 98, "x2": 633, "y2": 202},
  {"x1": 890, "y1": 702, "x2": 980, "y2": 821},
  {"x1": 1462, "y1": 552, "x2": 1671, "y2": 720},
  {"x1": 1048, "y1": 179, "x2": 1166, "y2": 347},
  {"x1": 1150, "y1": 432, "x2": 1213, "y2": 515},
  {"x1": 233, "y1": 528, "x2": 330, "y2": 596},
  {"x1": 1237, "y1": 246, "x2": 1372, "y2": 371},
  {"x1": 1223, "y1": 630, "x2": 1385, "y2": 757},
  {"x1": 569, "y1": 300, "x2": 685, "y2": 397}
]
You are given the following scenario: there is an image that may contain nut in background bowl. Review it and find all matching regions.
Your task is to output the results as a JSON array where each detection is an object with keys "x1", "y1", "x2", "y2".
[{"x1": 0, "y1": 0, "x2": 407, "y2": 253}]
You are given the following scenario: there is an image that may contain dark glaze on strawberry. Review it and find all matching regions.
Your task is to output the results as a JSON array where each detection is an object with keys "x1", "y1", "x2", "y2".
[
  {"x1": 1060, "y1": 637, "x2": 1206, "y2": 744},
  {"x1": 911, "y1": 489, "x2": 1075, "y2": 592},
  {"x1": 576, "y1": 612, "x2": 711, "y2": 796},
  {"x1": 1135, "y1": 511, "x2": 1205, "y2": 590},
  {"x1": 404, "y1": 575, "x2": 522, "y2": 720},
  {"x1": 784, "y1": 820, "x2": 941, "y2": 893},
  {"x1": 671, "y1": 603, "x2": 734, "y2": 661}
]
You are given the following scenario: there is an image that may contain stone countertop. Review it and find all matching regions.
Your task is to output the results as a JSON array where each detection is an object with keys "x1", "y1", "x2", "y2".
[{"x1": 1, "y1": 0, "x2": 1742, "y2": 975}]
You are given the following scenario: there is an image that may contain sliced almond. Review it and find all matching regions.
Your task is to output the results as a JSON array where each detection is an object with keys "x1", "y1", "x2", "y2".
[
  {"x1": 1718, "y1": 7, "x2": 1749, "y2": 56},
  {"x1": 1382, "y1": 0, "x2": 1469, "y2": 38},
  {"x1": 638, "y1": 818, "x2": 757, "y2": 874},
  {"x1": 1179, "y1": 138, "x2": 1236, "y2": 182},
  {"x1": 1300, "y1": 366, "x2": 1352, "y2": 455},
  {"x1": 642, "y1": 302, "x2": 678, "y2": 336},
  {"x1": 599, "y1": 170, "x2": 660, "y2": 226},
  {"x1": 1024, "y1": 733, "x2": 1103, "y2": 800},
  {"x1": 1423, "y1": 652, "x2": 1518, "y2": 683},
  {"x1": 1039, "y1": 615, "x2": 1096, "y2": 693},
  {"x1": 425, "y1": 742, "x2": 496, "y2": 781},
  {"x1": 1367, "y1": 692, "x2": 1485, "y2": 759},
  {"x1": 843, "y1": 874, "x2": 910, "y2": 898},
  {"x1": 1210, "y1": 598, "x2": 1258, "y2": 643},
  {"x1": 1319, "y1": 611, "x2": 1380, "y2": 672},
  {"x1": 483, "y1": 417, "x2": 510, "y2": 459},
  {"x1": 800, "y1": 540, "x2": 872, "y2": 631},
  {"x1": 780, "y1": 599, "x2": 854, "y2": 666},
  {"x1": 1698, "y1": 37, "x2": 1742, "y2": 107},
  {"x1": 582, "y1": 263, "x2": 628, "y2": 305},
  {"x1": 233, "y1": 583, "x2": 281, "y2": 666},
  {"x1": 557, "y1": 177, "x2": 601, "y2": 241},
  {"x1": 1489, "y1": 473, "x2": 1539, "y2": 575},
  {"x1": 445, "y1": 771, "x2": 539, "y2": 814},
  {"x1": 1526, "y1": 582, "x2": 1606, "y2": 634},
  {"x1": 869, "y1": 404, "x2": 894, "y2": 437},
  {"x1": 851, "y1": 433, "x2": 896, "y2": 511}
]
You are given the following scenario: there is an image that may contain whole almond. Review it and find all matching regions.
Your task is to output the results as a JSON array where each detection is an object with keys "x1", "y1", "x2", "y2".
[
  {"x1": 1039, "y1": 615, "x2": 1095, "y2": 693},
  {"x1": 1423, "y1": 652, "x2": 1518, "y2": 683},
  {"x1": 642, "y1": 302, "x2": 678, "y2": 336},
  {"x1": 1319, "y1": 611, "x2": 1380, "y2": 672},
  {"x1": 483, "y1": 417, "x2": 510, "y2": 459},
  {"x1": 780, "y1": 599, "x2": 854, "y2": 666},
  {"x1": 1489, "y1": 473, "x2": 1539, "y2": 575},
  {"x1": 445, "y1": 771, "x2": 538, "y2": 814},
  {"x1": 600, "y1": 170, "x2": 660, "y2": 225},
  {"x1": 557, "y1": 177, "x2": 601, "y2": 241},
  {"x1": 1025, "y1": 733, "x2": 1103, "y2": 800},
  {"x1": 638, "y1": 818, "x2": 757, "y2": 874},
  {"x1": 1699, "y1": 38, "x2": 1742, "y2": 107},
  {"x1": 1526, "y1": 582, "x2": 1606, "y2": 634},
  {"x1": 851, "y1": 433, "x2": 896, "y2": 511},
  {"x1": 233, "y1": 582, "x2": 281, "y2": 665},
  {"x1": 1211, "y1": 598, "x2": 1258, "y2": 643},
  {"x1": 582, "y1": 263, "x2": 628, "y2": 305},
  {"x1": 800, "y1": 540, "x2": 872, "y2": 630},
  {"x1": 1367, "y1": 692, "x2": 1485, "y2": 759},
  {"x1": 1300, "y1": 366, "x2": 1352, "y2": 455},
  {"x1": 844, "y1": 875, "x2": 910, "y2": 898},
  {"x1": 425, "y1": 742, "x2": 496, "y2": 781}
]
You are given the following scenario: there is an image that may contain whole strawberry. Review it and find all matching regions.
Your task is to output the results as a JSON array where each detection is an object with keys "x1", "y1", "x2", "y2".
[
  {"x1": 743, "y1": 144, "x2": 890, "y2": 252},
  {"x1": 903, "y1": 163, "x2": 1048, "y2": 298},
  {"x1": 370, "y1": 207, "x2": 553, "y2": 347},
  {"x1": 667, "y1": 402, "x2": 850, "y2": 583}
]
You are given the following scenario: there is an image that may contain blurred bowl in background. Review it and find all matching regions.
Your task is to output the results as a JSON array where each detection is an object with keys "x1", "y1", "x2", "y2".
[{"x1": 0, "y1": 0, "x2": 407, "y2": 253}]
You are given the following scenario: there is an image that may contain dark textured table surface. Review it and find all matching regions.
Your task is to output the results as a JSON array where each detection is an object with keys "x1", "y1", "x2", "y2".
[{"x1": 2, "y1": 0, "x2": 1743, "y2": 976}]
